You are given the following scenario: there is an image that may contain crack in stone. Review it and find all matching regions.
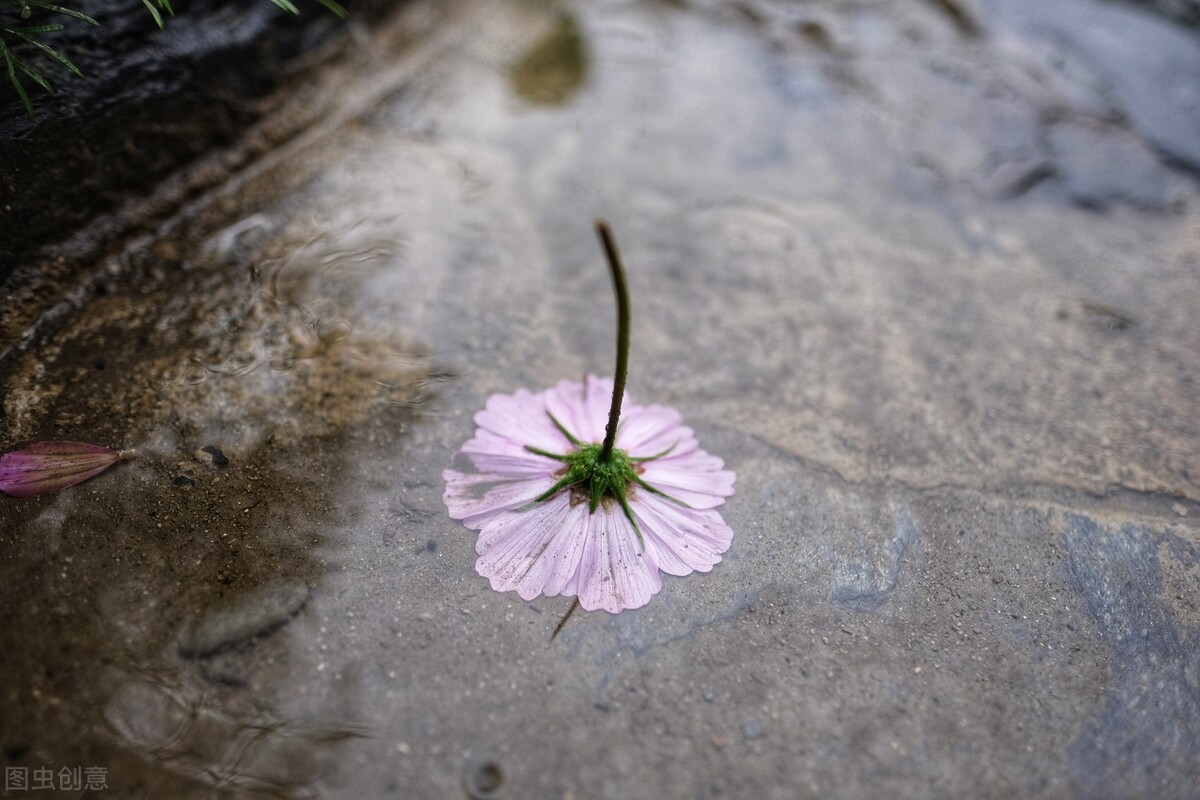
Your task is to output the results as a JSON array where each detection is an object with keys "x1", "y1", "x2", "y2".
[{"x1": 730, "y1": 425, "x2": 1200, "y2": 518}]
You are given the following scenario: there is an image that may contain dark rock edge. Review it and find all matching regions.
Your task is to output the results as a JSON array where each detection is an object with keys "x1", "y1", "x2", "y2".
[{"x1": 0, "y1": 0, "x2": 397, "y2": 276}]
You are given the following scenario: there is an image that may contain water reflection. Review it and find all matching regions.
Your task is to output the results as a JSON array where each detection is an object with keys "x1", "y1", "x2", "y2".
[
  {"x1": 0, "y1": 201, "x2": 440, "y2": 795},
  {"x1": 104, "y1": 669, "x2": 370, "y2": 799},
  {"x1": 509, "y1": 13, "x2": 589, "y2": 105}
]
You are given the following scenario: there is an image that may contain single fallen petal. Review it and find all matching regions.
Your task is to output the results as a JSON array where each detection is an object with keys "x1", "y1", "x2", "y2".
[{"x1": 0, "y1": 441, "x2": 130, "y2": 497}]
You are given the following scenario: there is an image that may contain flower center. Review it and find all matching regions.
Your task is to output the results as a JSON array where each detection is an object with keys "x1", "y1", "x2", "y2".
[
  {"x1": 559, "y1": 443, "x2": 639, "y2": 510},
  {"x1": 526, "y1": 424, "x2": 687, "y2": 551}
]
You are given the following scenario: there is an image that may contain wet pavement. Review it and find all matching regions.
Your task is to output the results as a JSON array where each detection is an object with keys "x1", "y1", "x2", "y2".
[{"x1": 2, "y1": 0, "x2": 1199, "y2": 797}]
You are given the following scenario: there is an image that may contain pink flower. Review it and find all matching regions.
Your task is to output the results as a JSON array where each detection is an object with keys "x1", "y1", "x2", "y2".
[{"x1": 443, "y1": 375, "x2": 735, "y2": 613}]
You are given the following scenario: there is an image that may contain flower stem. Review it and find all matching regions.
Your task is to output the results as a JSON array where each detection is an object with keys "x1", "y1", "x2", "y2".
[
  {"x1": 551, "y1": 597, "x2": 580, "y2": 641},
  {"x1": 596, "y1": 218, "x2": 630, "y2": 461}
]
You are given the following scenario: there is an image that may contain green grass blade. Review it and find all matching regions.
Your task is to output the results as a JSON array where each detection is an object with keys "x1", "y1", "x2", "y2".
[
  {"x1": 14, "y1": 54, "x2": 53, "y2": 92},
  {"x1": 140, "y1": 0, "x2": 163, "y2": 28},
  {"x1": 313, "y1": 0, "x2": 348, "y2": 19},
  {"x1": 7, "y1": 29, "x2": 85, "y2": 78},
  {"x1": 22, "y1": 2, "x2": 100, "y2": 26},
  {"x1": 1, "y1": 43, "x2": 35, "y2": 116},
  {"x1": 268, "y1": 0, "x2": 302, "y2": 15},
  {"x1": 13, "y1": 24, "x2": 67, "y2": 34}
]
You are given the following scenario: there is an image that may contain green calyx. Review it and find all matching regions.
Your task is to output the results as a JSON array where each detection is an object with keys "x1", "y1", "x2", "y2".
[
  {"x1": 525, "y1": 414, "x2": 685, "y2": 550},
  {"x1": 526, "y1": 439, "x2": 645, "y2": 547},
  {"x1": 538, "y1": 442, "x2": 638, "y2": 510}
]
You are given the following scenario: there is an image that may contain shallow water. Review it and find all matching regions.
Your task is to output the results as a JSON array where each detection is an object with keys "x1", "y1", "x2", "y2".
[{"x1": 2, "y1": 0, "x2": 1199, "y2": 797}]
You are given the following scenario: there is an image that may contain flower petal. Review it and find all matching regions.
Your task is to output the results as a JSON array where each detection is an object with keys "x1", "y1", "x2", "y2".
[
  {"x1": 475, "y1": 495, "x2": 590, "y2": 601},
  {"x1": 575, "y1": 506, "x2": 662, "y2": 613},
  {"x1": 616, "y1": 404, "x2": 698, "y2": 459},
  {"x1": 474, "y1": 388, "x2": 565, "y2": 451},
  {"x1": 538, "y1": 503, "x2": 592, "y2": 597},
  {"x1": 460, "y1": 430, "x2": 564, "y2": 477},
  {"x1": 584, "y1": 374, "x2": 621, "y2": 440},
  {"x1": 0, "y1": 441, "x2": 126, "y2": 497},
  {"x1": 442, "y1": 471, "x2": 556, "y2": 529},
  {"x1": 638, "y1": 449, "x2": 736, "y2": 509},
  {"x1": 542, "y1": 375, "x2": 623, "y2": 445},
  {"x1": 633, "y1": 494, "x2": 734, "y2": 576}
]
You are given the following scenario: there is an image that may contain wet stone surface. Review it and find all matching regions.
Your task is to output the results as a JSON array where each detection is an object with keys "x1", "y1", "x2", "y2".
[
  {"x1": 180, "y1": 581, "x2": 313, "y2": 658},
  {"x1": 2, "y1": 0, "x2": 1199, "y2": 798}
]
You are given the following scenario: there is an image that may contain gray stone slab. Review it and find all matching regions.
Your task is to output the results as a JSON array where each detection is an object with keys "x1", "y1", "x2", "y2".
[{"x1": 1, "y1": 0, "x2": 1198, "y2": 797}]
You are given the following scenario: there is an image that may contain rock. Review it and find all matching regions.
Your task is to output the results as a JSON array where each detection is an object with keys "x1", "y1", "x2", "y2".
[
  {"x1": 0, "y1": 0, "x2": 412, "y2": 278},
  {"x1": 198, "y1": 445, "x2": 230, "y2": 467},
  {"x1": 1047, "y1": 120, "x2": 1188, "y2": 210},
  {"x1": 179, "y1": 581, "x2": 312, "y2": 658},
  {"x1": 742, "y1": 719, "x2": 766, "y2": 740},
  {"x1": 979, "y1": 0, "x2": 1200, "y2": 172},
  {"x1": 1063, "y1": 514, "x2": 1200, "y2": 797},
  {"x1": 831, "y1": 508, "x2": 921, "y2": 612},
  {"x1": 3, "y1": 0, "x2": 1200, "y2": 797},
  {"x1": 199, "y1": 650, "x2": 249, "y2": 687}
]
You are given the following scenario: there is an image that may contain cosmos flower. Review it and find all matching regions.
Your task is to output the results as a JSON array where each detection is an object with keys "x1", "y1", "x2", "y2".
[
  {"x1": 443, "y1": 218, "x2": 735, "y2": 615},
  {"x1": 443, "y1": 375, "x2": 735, "y2": 613}
]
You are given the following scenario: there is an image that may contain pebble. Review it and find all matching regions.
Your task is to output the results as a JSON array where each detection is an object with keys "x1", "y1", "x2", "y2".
[
  {"x1": 198, "y1": 445, "x2": 229, "y2": 467},
  {"x1": 179, "y1": 581, "x2": 311, "y2": 658},
  {"x1": 742, "y1": 719, "x2": 766, "y2": 740},
  {"x1": 200, "y1": 651, "x2": 248, "y2": 686}
]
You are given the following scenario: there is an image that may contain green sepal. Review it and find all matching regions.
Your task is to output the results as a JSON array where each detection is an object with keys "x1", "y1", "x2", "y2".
[
  {"x1": 629, "y1": 442, "x2": 678, "y2": 463},
  {"x1": 547, "y1": 411, "x2": 583, "y2": 447},
  {"x1": 618, "y1": 496, "x2": 645, "y2": 549},
  {"x1": 524, "y1": 444, "x2": 570, "y2": 461},
  {"x1": 523, "y1": 473, "x2": 584, "y2": 509},
  {"x1": 632, "y1": 473, "x2": 691, "y2": 508},
  {"x1": 519, "y1": 436, "x2": 651, "y2": 553}
]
